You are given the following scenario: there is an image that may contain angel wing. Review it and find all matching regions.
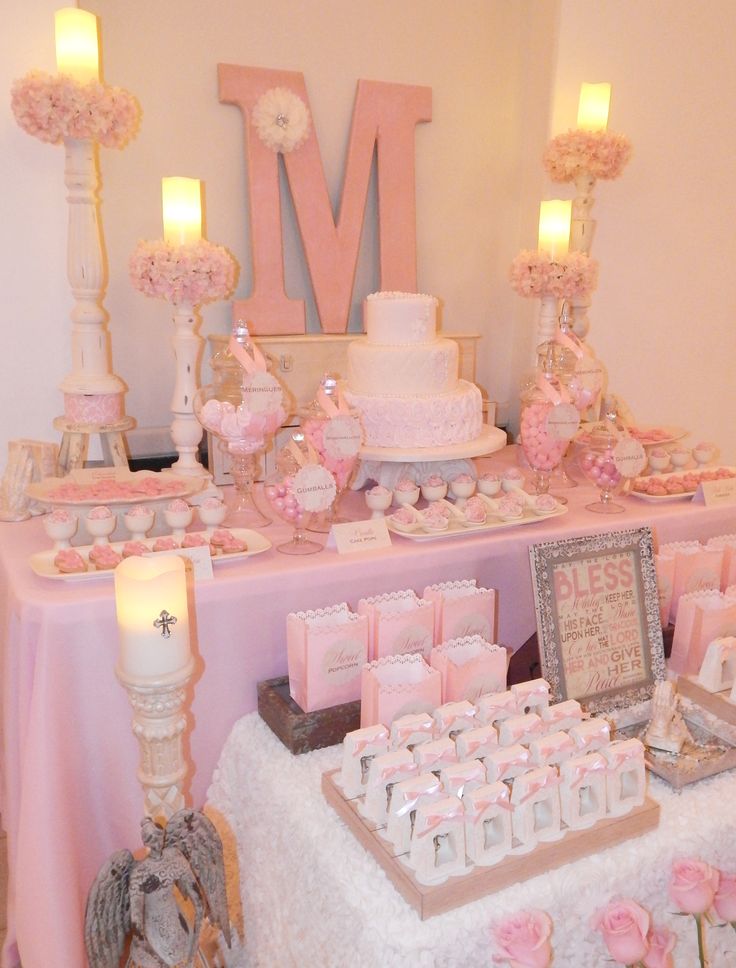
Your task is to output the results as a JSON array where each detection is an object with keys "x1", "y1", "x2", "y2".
[
  {"x1": 84, "y1": 848, "x2": 134, "y2": 968},
  {"x1": 166, "y1": 809, "x2": 232, "y2": 948}
]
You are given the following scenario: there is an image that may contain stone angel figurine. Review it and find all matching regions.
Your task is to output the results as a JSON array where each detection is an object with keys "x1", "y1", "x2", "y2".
[{"x1": 85, "y1": 809, "x2": 232, "y2": 968}]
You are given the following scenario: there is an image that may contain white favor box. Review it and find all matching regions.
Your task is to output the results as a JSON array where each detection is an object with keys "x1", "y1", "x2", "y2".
[
  {"x1": 339, "y1": 724, "x2": 390, "y2": 799},
  {"x1": 484, "y1": 743, "x2": 531, "y2": 783},
  {"x1": 430, "y1": 635, "x2": 507, "y2": 703},
  {"x1": 385, "y1": 772, "x2": 444, "y2": 855},
  {"x1": 463, "y1": 782, "x2": 513, "y2": 866},
  {"x1": 475, "y1": 690, "x2": 518, "y2": 727},
  {"x1": 455, "y1": 724, "x2": 498, "y2": 762},
  {"x1": 390, "y1": 712, "x2": 435, "y2": 751},
  {"x1": 541, "y1": 699, "x2": 583, "y2": 734},
  {"x1": 529, "y1": 730, "x2": 576, "y2": 769},
  {"x1": 510, "y1": 765, "x2": 561, "y2": 851},
  {"x1": 570, "y1": 718, "x2": 611, "y2": 754},
  {"x1": 413, "y1": 737, "x2": 458, "y2": 777},
  {"x1": 603, "y1": 739, "x2": 646, "y2": 816},
  {"x1": 439, "y1": 759, "x2": 487, "y2": 800},
  {"x1": 433, "y1": 700, "x2": 477, "y2": 740},
  {"x1": 408, "y1": 795, "x2": 467, "y2": 886},
  {"x1": 362, "y1": 749, "x2": 418, "y2": 827},
  {"x1": 422, "y1": 579, "x2": 497, "y2": 644},
  {"x1": 357, "y1": 589, "x2": 435, "y2": 661},
  {"x1": 511, "y1": 678, "x2": 550, "y2": 715},
  {"x1": 498, "y1": 712, "x2": 544, "y2": 748},
  {"x1": 560, "y1": 752, "x2": 608, "y2": 830}
]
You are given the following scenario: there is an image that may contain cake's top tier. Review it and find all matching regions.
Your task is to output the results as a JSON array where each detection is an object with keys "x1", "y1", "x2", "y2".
[{"x1": 364, "y1": 291, "x2": 439, "y2": 345}]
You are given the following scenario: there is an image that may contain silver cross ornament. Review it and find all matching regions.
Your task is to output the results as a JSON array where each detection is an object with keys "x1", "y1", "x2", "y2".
[{"x1": 153, "y1": 610, "x2": 178, "y2": 638}]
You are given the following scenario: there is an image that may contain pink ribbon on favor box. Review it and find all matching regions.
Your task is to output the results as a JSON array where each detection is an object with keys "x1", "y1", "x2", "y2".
[
  {"x1": 495, "y1": 748, "x2": 530, "y2": 779},
  {"x1": 470, "y1": 789, "x2": 513, "y2": 823},
  {"x1": 395, "y1": 779, "x2": 442, "y2": 817},
  {"x1": 462, "y1": 736, "x2": 496, "y2": 759},
  {"x1": 446, "y1": 768, "x2": 485, "y2": 801},
  {"x1": 318, "y1": 386, "x2": 351, "y2": 418},
  {"x1": 228, "y1": 334, "x2": 269, "y2": 374},
  {"x1": 379, "y1": 760, "x2": 417, "y2": 783},
  {"x1": 536, "y1": 733, "x2": 575, "y2": 760},
  {"x1": 441, "y1": 711, "x2": 476, "y2": 735},
  {"x1": 568, "y1": 754, "x2": 608, "y2": 789},
  {"x1": 418, "y1": 748, "x2": 456, "y2": 770},
  {"x1": 516, "y1": 771, "x2": 561, "y2": 806},
  {"x1": 395, "y1": 721, "x2": 433, "y2": 745},
  {"x1": 575, "y1": 722, "x2": 610, "y2": 751},
  {"x1": 416, "y1": 805, "x2": 465, "y2": 839},
  {"x1": 350, "y1": 729, "x2": 389, "y2": 757},
  {"x1": 515, "y1": 680, "x2": 551, "y2": 703},
  {"x1": 606, "y1": 743, "x2": 645, "y2": 771}
]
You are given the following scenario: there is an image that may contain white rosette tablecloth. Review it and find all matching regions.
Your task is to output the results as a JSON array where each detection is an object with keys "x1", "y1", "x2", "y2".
[{"x1": 208, "y1": 713, "x2": 736, "y2": 968}]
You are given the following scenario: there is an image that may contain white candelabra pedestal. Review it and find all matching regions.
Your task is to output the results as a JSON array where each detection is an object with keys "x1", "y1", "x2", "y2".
[
  {"x1": 170, "y1": 302, "x2": 208, "y2": 477},
  {"x1": 536, "y1": 293, "x2": 560, "y2": 352},
  {"x1": 58, "y1": 137, "x2": 131, "y2": 463},
  {"x1": 116, "y1": 658, "x2": 196, "y2": 824}
]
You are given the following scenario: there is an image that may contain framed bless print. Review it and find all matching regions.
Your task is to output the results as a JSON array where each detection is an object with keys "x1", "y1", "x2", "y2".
[{"x1": 529, "y1": 527, "x2": 666, "y2": 714}]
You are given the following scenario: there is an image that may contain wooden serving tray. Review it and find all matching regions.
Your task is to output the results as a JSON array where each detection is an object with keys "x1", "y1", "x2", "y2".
[
  {"x1": 677, "y1": 676, "x2": 736, "y2": 726},
  {"x1": 322, "y1": 768, "x2": 660, "y2": 920},
  {"x1": 258, "y1": 677, "x2": 361, "y2": 754}
]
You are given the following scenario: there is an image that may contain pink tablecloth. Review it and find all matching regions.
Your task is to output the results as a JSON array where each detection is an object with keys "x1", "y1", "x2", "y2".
[{"x1": 1, "y1": 454, "x2": 735, "y2": 968}]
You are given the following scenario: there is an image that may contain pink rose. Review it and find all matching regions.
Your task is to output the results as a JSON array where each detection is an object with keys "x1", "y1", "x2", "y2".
[
  {"x1": 643, "y1": 926, "x2": 676, "y2": 968},
  {"x1": 592, "y1": 898, "x2": 649, "y2": 965},
  {"x1": 669, "y1": 858, "x2": 719, "y2": 915},
  {"x1": 492, "y1": 909, "x2": 552, "y2": 968},
  {"x1": 714, "y1": 871, "x2": 736, "y2": 922}
]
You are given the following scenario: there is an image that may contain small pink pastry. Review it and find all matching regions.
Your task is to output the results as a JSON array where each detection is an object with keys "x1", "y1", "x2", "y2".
[
  {"x1": 390, "y1": 507, "x2": 418, "y2": 526},
  {"x1": 532, "y1": 494, "x2": 558, "y2": 515},
  {"x1": 88, "y1": 545, "x2": 122, "y2": 570},
  {"x1": 649, "y1": 447, "x2": 668, "y2": 459},
  {"x1": 54, "y1": 548, "x2": 87, "y2": 574},
  {"x1": 480, "y1": 472, "x2": 500, "y2": 483},
  {"x1": 48, "y1": 508, "x2": 73, "y2": 523},
  {"x1": 424, "y1": 474, "x2": 444, "y2": 487},
  {"x1": 368, "y1": 485, "x2": 391, "y2": 496},
  {"x1": 167, "y1": 498, "x2": 190, "y2": 513},
  {"x1": 497, "y1": 494, "x2": 525, "y2": 519},
  {"x1": 501, "y1": 468, "x2": 524, "y2": 492},
  {"x1": 462, "y1": 497, "x2": 486, "y2": 525},
  {"x1": 126, "y1": 504, "x2": 151, "y2": 517},
  {"x1": 218, "y1": 534, "x2": 248, "y2": 554},
  {"x1": 122, "y1": 540, "x2": 149, "y2": 558},
  {"x1": 87, "y1": 505, "x2": 113, "y2": 520},
  {"x1": 153, "y1": 536, "x2": 180, "y2": 552},
  {"x1": 210, "y1": 528, "x2": 234, "y2": 547},
  {"x1": 421, "y1": 503, "x2": 451, "y2": 531},
  {"x1": 395, "y1": 478, "x2": 418, "y2": 492},
  {"x1": 182, "y1": 532, "x2": 211, "y2": 549},
  {"x1": 453, "y1": 473, "x2": 474, "y2": 484}
]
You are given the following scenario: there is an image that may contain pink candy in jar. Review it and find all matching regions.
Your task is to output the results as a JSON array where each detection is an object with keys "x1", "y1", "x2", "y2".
[{"x1": 520, "y1": 401, "x2": 568, "y2": 472}]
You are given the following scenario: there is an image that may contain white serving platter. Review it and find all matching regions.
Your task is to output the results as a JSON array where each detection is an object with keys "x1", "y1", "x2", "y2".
[
  {"x1": 29, "y1": 529, "x2": 271, "y2": 581},
  {"x1": 27, "y1": 469, "x2": 204, "y2": 507},
  {"x1": 628, "y1": 466, "x2": 736, "y2": 503},
  {"x1": 359, "y1": 424, "x2": 507, "y2": 462},
  {"x1": 386, "y1": 504, "x2": 567, "y2": 541}
]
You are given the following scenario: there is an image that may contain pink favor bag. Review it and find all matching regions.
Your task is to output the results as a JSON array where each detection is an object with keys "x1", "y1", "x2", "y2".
[
  {"x1": 360, "y1": 653, "x2": 442, "y2": 728},
  {"x1": 430, "y1": 635, "x2": 507, "y2": 703},
  {"x1": 286, "y1": 603, "x2": 369, "y2": 712},
  {"x1": 669, "y1": 588, "x2": 736, "y2": 676},
  {"x1": 422, "y1": 579, "x2": 497, "y2": 644},
  {"x1": 660, "y1": 540, "x2": 724, "y2": 622},
  {"x1": 357, "y1": 590, "x2": 435, "y2": 661},
  {"x1": 706, "y1": 534, "x2": 736, "y2": 590}
]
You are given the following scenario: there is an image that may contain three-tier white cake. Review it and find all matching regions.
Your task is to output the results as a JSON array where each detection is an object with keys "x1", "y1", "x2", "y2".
[{"x1": 344, "y1": 292, "x2": 483, "y2": 449}]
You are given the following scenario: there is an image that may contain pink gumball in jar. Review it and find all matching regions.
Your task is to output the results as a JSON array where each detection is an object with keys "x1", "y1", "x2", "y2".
[{"x1": 579, "y1": 428, "x2": 626, "y2": 514}]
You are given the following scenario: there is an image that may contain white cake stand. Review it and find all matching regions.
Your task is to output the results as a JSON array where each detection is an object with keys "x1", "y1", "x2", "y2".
[{"x1": 353, "y1": 424, "x2": 507, "y2": 489}]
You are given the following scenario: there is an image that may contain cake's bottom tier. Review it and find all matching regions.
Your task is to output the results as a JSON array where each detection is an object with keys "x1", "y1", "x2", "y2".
[{"x1": 344, "y1": 380, "x2": 483, "y2": 448}]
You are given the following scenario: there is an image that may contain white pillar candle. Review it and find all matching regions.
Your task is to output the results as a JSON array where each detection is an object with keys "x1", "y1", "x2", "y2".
[
  {"x1": 55, "y1": 8, "x2": 99, "y2": 83},
  {"x1": 162, "y1": 177, "x2": 202, "y2": 246},
  {"x1": 115, "y1": 556, "x2": 191, "y2": 679},
  {"x1": 538, "y1": 199, "x2": 571, "y2": 259},
  {"x1": 576, "y1": 82, "x2": 611, "y2": 132}
]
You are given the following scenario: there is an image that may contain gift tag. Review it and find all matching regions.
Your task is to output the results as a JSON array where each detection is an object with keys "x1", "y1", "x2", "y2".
[
  {"x1": 330, "y1": 518, "x2": 392, "y2": 554},
  {"x1": 243, "y1": 371, "x2": 283, "y2": 414},
  {"x1": 323, "y1": 414, "x2": 362, "y2": 459},
  {"x1": 573, "y1": 354, "x2": 605, "y2": 395},
  {"x1": 544, "y1": 402, "x2": 580, "y2": 441},
  {"x1": 292, "y1": 463, "x2": 337, "y2": 512},
  {"x1": 612, "y1": 438, "x2": 647, "y2": 478}
]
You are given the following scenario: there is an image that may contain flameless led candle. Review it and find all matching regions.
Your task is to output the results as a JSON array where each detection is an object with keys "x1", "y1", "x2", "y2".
[
  {"x1": 115, "y1": 556, "x2": 191, "y2": 679},
  {"x1": 576, "y1": 82, "x2": 611, "y2": 132},
  {"x1": 55, "y1": 8, "x2": 99, "y2": 84},
  {"x1": 162, "y1": 177, "x2": 202, "y2": 246},
  {"x1": 538, "y1": 200, "x2": 571, "y2": 259}
]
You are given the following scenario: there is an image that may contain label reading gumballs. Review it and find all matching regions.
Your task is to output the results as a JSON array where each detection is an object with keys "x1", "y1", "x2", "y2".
[
  {"x1": 612, "y1": 438, "x2": 647, "y2": 478},
  {"x1": 544, "y1": 402, "x2": 580, "y2": 442},
  {"x1": 323, "y1": 415, "x2": 362, "y2": 459},
  {"x1": 292, "y1": 464, "x2": 337, "y2": 513},
  {"x1": 243, "y1": 371, "x2": 284, "y2": 415}
]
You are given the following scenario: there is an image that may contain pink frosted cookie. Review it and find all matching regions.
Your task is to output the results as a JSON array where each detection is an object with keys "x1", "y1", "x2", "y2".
[
  {"x1": 218, "y1": 534, "x2": 248, "y2": 554},
  {"x1": 153, "y1": 536, "x2": 180, "y2": 552},
  {"x1": 182, "y1": 533, "x2": 214, "y2": 555},
  {"x1": 122, "y1": 540, "x2": 149, "y2": 558},
  {"x1": 88, "y1": 545, "x2": 122, "y2": 570},
  {"x1": 462, "y1": 496, "x2": 487, "y2": 524},
  {"x1": 54, "y1": 548, "x2": 87, "y2": 574}
]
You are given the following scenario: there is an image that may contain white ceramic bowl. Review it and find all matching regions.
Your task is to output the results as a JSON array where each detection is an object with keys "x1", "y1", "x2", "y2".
[
  {"x1": 164, "y1": 506, "x2": 193, "y2": 535},
  {"x1": 365, "y1": 490, "x2": 392, "y2": 518},
  {"x1": 198, "y1": 501, "x2": 227, "y2": 531},
  {"x1": 85, "y1": 511, "x2": 117, "y2": 544},
  {"x1": 393, "y1": 485, "x2": 420, "y2": 507},
  {"x1": 43, "y1": 512, "x2": 78, "y2": 549},
  {"x1": 669, "y1": 449, "x2": 691, "y2": 469},
  {"x1": 648, "y1": 453, "x2": 671, "y2": 473},
  {"x1": 477, "y1": 477, "x2": 502, "y2": 497},
  {"x1": 124, "y1": 508, "x2": 156, "y2": 537},
  {"x1": 420, "y1": 482, "x2": 448, "y2": 502},
  {"x1": 501, "y1": 474, "x2": 525, "y2": 493}
]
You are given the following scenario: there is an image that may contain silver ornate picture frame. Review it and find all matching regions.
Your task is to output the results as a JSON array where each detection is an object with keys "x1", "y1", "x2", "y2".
[{"x1": 529, "y1": 527, "x2": 665, "y2": 715}]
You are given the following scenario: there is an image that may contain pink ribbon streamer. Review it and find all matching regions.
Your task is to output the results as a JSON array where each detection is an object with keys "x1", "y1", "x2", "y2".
[
  {"x1": 379, "y1": 761, "x2": 417, "y2": 783},
  {"x1": 350, "y1": 730, "x2": 388, "y2": 757},
  {"x1": 535, "y1": 371, "x2": 572, "y2": 406},
  {"x1": 317, "y1": 386, "x2": 350, "y2": 418},
  {"x1": 470, "y1": 790, "x2": 513, "y2": 822},
  {"x1": 395, "y1": 780, "x2": 442, "y2": 817},
  {"x1": 228, "y1": 334, "x2": 268, "y2": 374},
  {"x1": 416, "y1": 806, "x2": 465, "y2": 839},
  {"x1": 554, "y1": 326, "x2": 584, "y2": 359}
]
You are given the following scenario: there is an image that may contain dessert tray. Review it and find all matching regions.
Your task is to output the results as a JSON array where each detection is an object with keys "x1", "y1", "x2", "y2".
[
  {"x1": 387, "y1": 503, "x2": 567, "y2": 541},
  {"x1": 629, "y1": 466, "x2": 736, "y2": 503},
  {"x1": 576, "y1": 424, "x2": 687, "y2": 449},
  {"x1": 30, "y1": 529, "x2": 271, "y2": 581},
  {"x1": 27, "y1": 469, "x2": 205, "y2": 508}
]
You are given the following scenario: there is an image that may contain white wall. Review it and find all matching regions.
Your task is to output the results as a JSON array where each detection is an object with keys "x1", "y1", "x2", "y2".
[{"x1": 2, "y1": 0, "x2": 734, "y2": 465}]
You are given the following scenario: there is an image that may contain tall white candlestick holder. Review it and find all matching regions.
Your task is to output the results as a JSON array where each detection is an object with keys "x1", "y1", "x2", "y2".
[
  {"x1": 116, "y1": 659, "x2": 196, "y2": 823},
  {"x1": 170, "y1": 300, "x2": 208, "y2": 477},
  {"x1": 537, "y1": 293, "x2": 561, "y2": 348}
]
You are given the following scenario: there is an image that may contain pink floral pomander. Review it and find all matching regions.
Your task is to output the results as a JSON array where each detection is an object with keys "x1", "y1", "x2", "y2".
[
  {"x1": 543, "y1": 129, "x2": 632, "y2": 182},
  {"x1": 11, "y1": 71, "x2": 139, "y2": 148},
  {"x1": 510, "y1": 250, "x2": 599, "y2": 299},
  {"x1": 129, "y1": 240, "x2": 237, "y2": 306}
]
